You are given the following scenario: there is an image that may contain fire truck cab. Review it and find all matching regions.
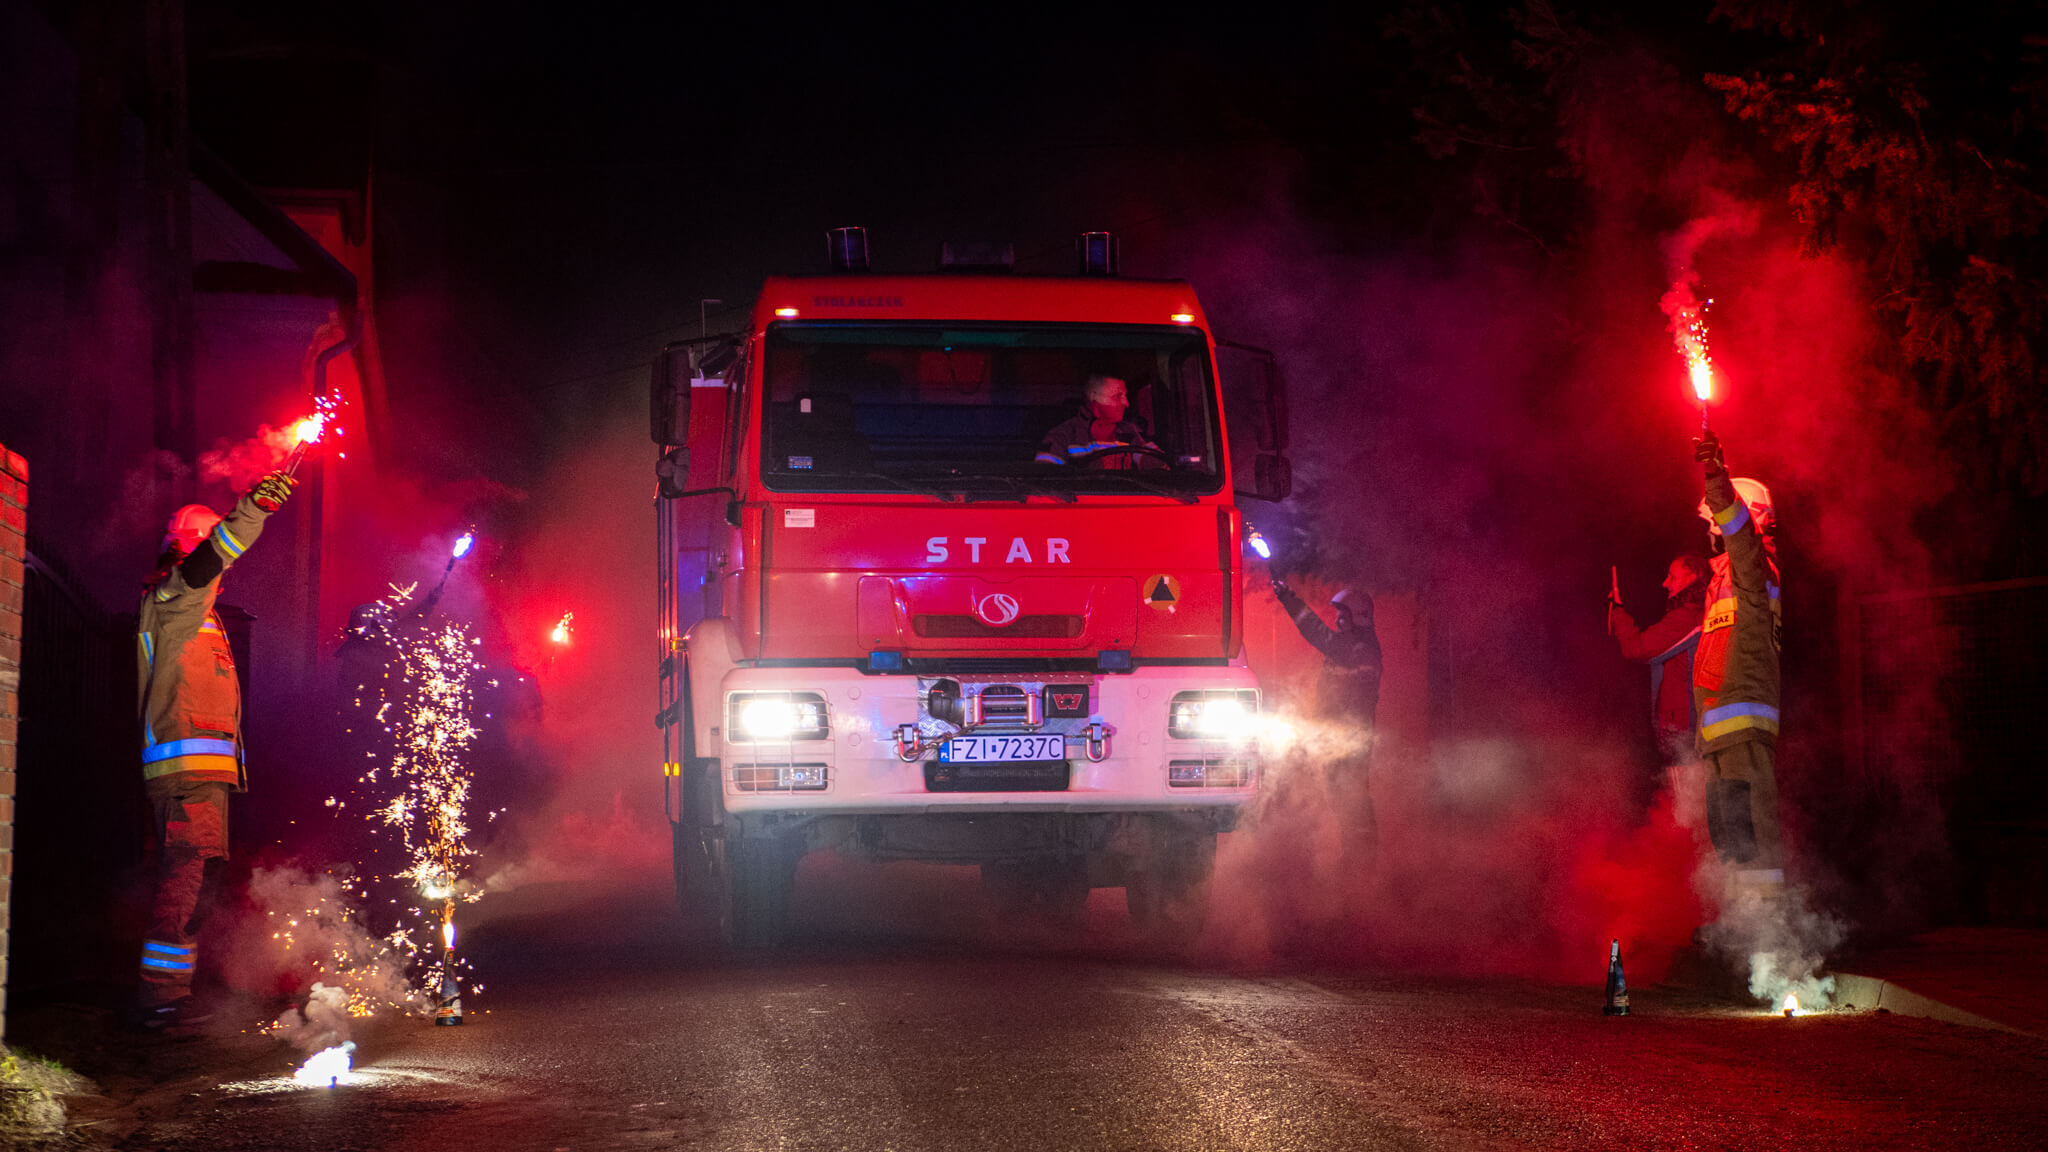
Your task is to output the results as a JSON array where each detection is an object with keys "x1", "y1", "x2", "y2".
[{"x1": 652, "y1": 233, "x2": 1290, "y2": 947}]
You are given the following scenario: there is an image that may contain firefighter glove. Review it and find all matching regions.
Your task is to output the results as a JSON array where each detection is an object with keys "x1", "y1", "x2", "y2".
[
  {"x1": 250, "y1": 471, "x2": 298, "y2": 513},
  {"x1": 1694, "y1": 430, "x2": 1724, "y2": 469}
]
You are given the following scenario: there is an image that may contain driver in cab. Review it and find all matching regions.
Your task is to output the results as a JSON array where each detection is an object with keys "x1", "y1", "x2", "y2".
[{"x1": 1035, "y1": 374, "x2": 1162, "y2": 469}]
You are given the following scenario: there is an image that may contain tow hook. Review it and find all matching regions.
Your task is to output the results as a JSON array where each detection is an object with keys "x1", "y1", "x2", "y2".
[
  {"x1": 894, "y1": 724, "x2": 929, "y2": 762},
  {"x1": 1083, "y1": 722, "x2": 1111, "y2": 762}
]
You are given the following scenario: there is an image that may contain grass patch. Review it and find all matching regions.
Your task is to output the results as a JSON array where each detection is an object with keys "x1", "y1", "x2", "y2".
[{"x1": 0, "y1": 1045, "x2": 88, "y2": 1141}]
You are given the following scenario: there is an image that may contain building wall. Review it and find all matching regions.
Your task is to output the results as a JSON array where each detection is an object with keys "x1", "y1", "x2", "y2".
[{"x1": 0, "y1": 445, "x2": 24, "y2": 1031}]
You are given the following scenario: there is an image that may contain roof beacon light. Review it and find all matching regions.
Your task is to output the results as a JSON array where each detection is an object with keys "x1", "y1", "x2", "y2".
[
  {"x1": 827, "y1": 226, "x2": 871, "y2": 274},
  {"x1": 1171, "y1": 313, "x2": 1195, "y2": 324},
  {"x1": 775, "y1": 307, "x2": 799, "y2": 318},
  {"x1": 1078, "y1": 232, "x2": 1119, "y2": 277}
]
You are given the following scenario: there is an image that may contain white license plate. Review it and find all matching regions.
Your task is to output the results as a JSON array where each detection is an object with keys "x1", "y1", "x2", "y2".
[{"x1": 938, "y1": 734, "x2": 1067, "y2": 762}]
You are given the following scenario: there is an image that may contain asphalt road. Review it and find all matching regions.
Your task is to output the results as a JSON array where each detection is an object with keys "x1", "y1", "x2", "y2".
[{"x1": 46, "y1": 868, "x2": 2048, "y2": 1151}]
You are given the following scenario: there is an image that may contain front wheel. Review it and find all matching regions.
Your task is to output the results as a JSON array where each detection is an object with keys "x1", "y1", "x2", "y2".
[{"x1": 725, "y1": 833, "x2": 803, "y2": 950}]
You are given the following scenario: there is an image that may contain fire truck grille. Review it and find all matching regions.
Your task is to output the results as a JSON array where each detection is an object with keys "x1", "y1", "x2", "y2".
[{"x1": 913, "y1": 614, "x2": 1086, "y2": 639}]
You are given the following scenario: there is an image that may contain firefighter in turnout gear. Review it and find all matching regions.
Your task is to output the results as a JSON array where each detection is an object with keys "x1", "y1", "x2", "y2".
[
  {"x1": 1690, "y1": 430, "x2": 1784, "y2": 903},
  {"x1": 134, "y1": 472, "x2": 295, "y2": 1028},
  {"x1": 1271, "y1": 580, "x2": 1383, "y2": 860},
  {"x1": 1609, "y1": 554, "x2": 1710, "y2": 762}
]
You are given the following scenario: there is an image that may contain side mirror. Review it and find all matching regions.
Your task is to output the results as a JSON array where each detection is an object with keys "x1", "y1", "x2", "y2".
[
  {"x1": 1253, "y1": 453, "x2": 1292, "y2": 502},
  {"x1": 650, "y1": 348, "x2": 690, "y2": 446},
  {"x1": 655, "y1": 447, "x2": 690, "y2": 499}
]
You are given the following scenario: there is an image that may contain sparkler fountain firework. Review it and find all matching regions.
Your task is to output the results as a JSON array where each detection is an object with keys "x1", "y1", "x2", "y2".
[
  {"x1": 367, "y1": 585, "x2": 488, "y2": 1023},
  {"x1": 273, "y1": 543, "x2": 493, "y2": 1076}
]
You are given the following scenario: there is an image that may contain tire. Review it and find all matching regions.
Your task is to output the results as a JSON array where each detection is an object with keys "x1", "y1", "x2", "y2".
[{"x1": 727, "y1": 833, "x2": 802, "y2": 950}]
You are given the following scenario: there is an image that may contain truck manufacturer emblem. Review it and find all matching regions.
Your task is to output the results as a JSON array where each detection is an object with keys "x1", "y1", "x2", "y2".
[
  {"x1": 1045, "y1": 685, "x2": 1089, "y2": 717},
  {"x1": 973, "y1": 593, "x2": 1020, "y2": 627}
]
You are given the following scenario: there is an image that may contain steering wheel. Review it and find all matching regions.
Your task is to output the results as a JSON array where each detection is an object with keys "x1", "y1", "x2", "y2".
[{"x1": 1067, "y1": 443, "x2": 1173, "y2": 467}]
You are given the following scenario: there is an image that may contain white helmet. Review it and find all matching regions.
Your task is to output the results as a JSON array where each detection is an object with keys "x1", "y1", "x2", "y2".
[{"x1": 1698, "y1": 477, "x2": 1774, "y2": 536}]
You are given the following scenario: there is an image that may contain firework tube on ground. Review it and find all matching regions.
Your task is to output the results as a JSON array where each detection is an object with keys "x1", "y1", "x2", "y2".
[{"x1": 435, "y1": 903, "x2": 463, "y2": 1025}]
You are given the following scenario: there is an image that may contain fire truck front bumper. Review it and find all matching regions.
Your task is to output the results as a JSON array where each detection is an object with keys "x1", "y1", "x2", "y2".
[{"x1": 709, "y1": 665, "x2": 1269, "y2": 815}]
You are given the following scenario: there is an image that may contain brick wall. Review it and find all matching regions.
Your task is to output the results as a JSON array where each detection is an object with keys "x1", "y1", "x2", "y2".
[{"x1": 0, "y1": 446, "x2": 24, "y2": 1029}]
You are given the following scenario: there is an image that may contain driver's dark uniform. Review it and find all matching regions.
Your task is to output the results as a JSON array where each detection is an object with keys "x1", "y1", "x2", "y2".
[{"x1": 1035, "y1": 408, "x2": 1155, "y2": 469}]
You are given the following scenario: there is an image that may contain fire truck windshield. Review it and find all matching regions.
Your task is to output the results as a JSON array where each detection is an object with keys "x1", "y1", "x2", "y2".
[{"x1": 761, "y1": 323, "x2": 1225, "y2": 497}]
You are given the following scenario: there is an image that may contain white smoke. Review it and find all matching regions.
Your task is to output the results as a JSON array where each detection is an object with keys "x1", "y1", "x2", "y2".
[
  {"x1": 244, "y1": 866, "x2": 429, "y2": 1050},
  {"x1": 270, "y1": 983, "x2": 353, "y2": 1052}
]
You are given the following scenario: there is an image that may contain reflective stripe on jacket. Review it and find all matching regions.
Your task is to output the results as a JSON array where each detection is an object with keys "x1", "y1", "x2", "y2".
[
  {"x1": 137, "y1": 496, "x2": 270, "y2": 789},
  {"x1": 1035, "y1": 409, "x2": 1155, "y2": 468},
  {"x1": 1693, "y1": 469, "x2": 1781, "y2": 753}
]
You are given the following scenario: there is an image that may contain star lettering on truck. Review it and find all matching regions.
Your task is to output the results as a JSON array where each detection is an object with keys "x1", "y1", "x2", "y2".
[{"x1": 924, "y1": 537, "x2": 1072, "y2": 564}]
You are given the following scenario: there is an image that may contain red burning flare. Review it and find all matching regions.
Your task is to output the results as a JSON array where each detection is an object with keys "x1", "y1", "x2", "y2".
[
  {"x1": 1661, "y1": 282, "x2": 1717, "y2": 428},
  {"x1": 550, "y1": 611, "x2": 574, "y2": 646}
]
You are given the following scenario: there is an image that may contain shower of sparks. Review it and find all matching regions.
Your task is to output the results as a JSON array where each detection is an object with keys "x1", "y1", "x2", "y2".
[
  {"x1": 551, "y1": 611, "x2": 574, "y2": 645},
  {"x1": 1676, "y1": 301, "x2": 1715, "y2": 403},
  {"x1": 1659, "y1": 273, "x2": 1717, "y2": 416},
  {"x1": 282, "y1": 391, "x2": 345, "y2": 476},
  {"x1": 369, "y1": 597, "x2": 488, "y2": 983},
  {"x1": 276, "y1": 580, "x2": 497, "y2": 1039}
]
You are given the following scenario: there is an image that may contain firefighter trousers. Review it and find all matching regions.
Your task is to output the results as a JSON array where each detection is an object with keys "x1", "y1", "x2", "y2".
[
  {"x1": 1703, "y1": 739, "x2": 1781, "y2": 871},
  {"x1": 140, "y1": 778, "x2": 230, "y2": 1005}
]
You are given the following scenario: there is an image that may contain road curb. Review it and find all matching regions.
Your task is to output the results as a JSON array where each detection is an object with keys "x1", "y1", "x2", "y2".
[{"x1": 1828, "y1": 971, "x2": 2039, "y2": 1038}]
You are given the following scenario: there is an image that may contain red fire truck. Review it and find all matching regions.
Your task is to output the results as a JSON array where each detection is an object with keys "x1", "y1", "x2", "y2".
[{"x1": 651, "y1": 231, "x2": 1290, "y2": 947}]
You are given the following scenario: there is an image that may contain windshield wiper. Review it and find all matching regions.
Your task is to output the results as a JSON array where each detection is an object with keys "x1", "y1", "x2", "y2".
[
  {"x1": 838, "y1": 472, "x2": 965, "y2": 501},
  {"x1": 957, "y1": 475, "x2": 1077, "y2": 504}
]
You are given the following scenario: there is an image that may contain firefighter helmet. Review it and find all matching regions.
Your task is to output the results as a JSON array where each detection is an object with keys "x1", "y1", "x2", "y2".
[
  {"x1": 162, "y1": 504, "x2": 222, "y2": 555},
  {"x1": 1698, "y1": 478, "x2": 1774, "y2": 536},
  {"x1": 1329, "y1": 588, "x2": 1372, "y2": 622},
  {"x1": 348, "y1": 603, "x2": 389, "y2": 636}
]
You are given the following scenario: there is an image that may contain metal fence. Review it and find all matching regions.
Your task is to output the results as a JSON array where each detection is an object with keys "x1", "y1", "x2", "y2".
[{"x1": 1849, "y1": 577, "x2": 2048, "y2": 923}]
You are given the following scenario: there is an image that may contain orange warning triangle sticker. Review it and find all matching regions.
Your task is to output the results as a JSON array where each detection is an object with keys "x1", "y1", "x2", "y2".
[{"x1": 1144, "y1": 574, "x2": 1180, "y2": 604}]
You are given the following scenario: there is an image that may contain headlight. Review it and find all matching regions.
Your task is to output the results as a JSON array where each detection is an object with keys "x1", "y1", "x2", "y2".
[
  {"x1": 728, "y1": 692, "x2": 829, "y2": 742},
  {"x1": 1168, "y1": 690, "x2": 1260, "y2": 741}
]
